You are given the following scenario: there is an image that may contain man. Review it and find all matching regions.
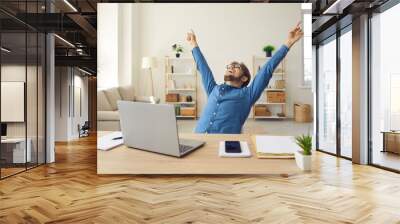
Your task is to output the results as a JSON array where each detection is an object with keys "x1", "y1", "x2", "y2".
[{"x1": 187, "y1": 23, "x2": 303, "y2": 134}]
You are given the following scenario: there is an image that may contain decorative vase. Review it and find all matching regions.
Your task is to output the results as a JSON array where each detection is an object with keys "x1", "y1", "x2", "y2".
[
  {"x1": 266, "y1": 51, "x2": 272, "y2": 57},
  {"x1": 176, "y1": 53, "x2": 180, "y2": 58},
  {"x1": 294, "y1": 151, "x2": 312, "y2": 171}
]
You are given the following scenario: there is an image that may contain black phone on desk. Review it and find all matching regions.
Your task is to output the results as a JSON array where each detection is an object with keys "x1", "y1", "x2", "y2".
[{"x1": 225, "y1": 141, "x2": 242, "y2": 153}]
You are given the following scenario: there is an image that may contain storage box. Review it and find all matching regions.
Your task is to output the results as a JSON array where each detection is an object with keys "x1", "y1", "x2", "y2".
[
  {"x1": 384, "y1": 132, "x2": 400, "y2": 154},
  {"x1": 166, "y1": 93, "x2": 179, "y2": 102},
  {"x1": 275, "y1": 80, "x2": 286, "y2": 89},
  {"x1": 179, "y1": 95, "x2": 187, "y2": 102},
  {"x1": 267, "y1": 91, "x2": 285, "y2": 103},
  {"x1": 294, "y1": 103, "x2": 312, "y2": 122},
  {"x1": 254, "y1": 105, "x2": 271, "y2": 116},
  {"x1": 180, "y1": 107, "x2": 196, "y2": 116}
]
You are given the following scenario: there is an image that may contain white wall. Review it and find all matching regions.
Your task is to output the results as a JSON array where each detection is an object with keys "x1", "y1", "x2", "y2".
[
  {"x1": 98, "y1": 4, "x2": 137, "y2": 91},
  {"x1": 97, "y1": 4, "x2": 119, "y2": 90},
  {"x1": 72, "y1": 74, "x2": 89, "y2": 137},
  {"x1": 1, "y1": 65, "x2": 35, "y2": 137},
  {"x1": 55, "y1": 67, "x2": 89, "y2": 141},
  {"x1": 1, "y1": 64, "x2": 46, "y2": 163},
  {"x1": 55, "y1": 67, "x2": 68, "y2": 141},
  {"x1": 98, "y1": 3, "x2": 313, "y2": 117},
  {"x1": 118, "y1": 4, "x2": 133, "y2": 86}
]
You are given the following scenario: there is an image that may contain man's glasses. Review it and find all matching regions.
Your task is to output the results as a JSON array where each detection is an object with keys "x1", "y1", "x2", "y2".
[{"x1": 226, "y1": 64, "x2": 241, "y2": 70}]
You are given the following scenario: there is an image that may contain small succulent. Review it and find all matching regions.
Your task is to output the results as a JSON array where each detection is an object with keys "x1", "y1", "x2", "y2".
[
  {"x1": 295, "y1": 134, "x2": 312, "y2": 155},
  {"x1": 262, "y1": 45, "x2": 275, "y2": 53},
  {"x1": 172, "y1": 44, "x2": 184, "y2": 53}
]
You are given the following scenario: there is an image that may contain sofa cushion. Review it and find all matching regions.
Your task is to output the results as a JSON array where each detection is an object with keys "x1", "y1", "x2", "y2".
[
  {"x1": 97, "y1": 120, "x2": 121, "y2": 132},
  {"x1": 103, "y1": 87, "x2": 122, "y2": 110},
  {"x1": 97, "y1": 90, "x2": 113, "y2": 111},
  {"x1": 97, "y1": 110, "x2": 120, "y2": 121},
  {"x1": 118, "y1": 85, "x2": 135, "y2": 101},
  {"x1": 135, "y1": 96, "x2": 160, "y2": 104}
]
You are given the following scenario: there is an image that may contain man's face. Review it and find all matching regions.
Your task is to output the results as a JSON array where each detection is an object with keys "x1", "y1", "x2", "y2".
[{"x1": 224, "y1": 62, "x2": 242, "y2": 78}]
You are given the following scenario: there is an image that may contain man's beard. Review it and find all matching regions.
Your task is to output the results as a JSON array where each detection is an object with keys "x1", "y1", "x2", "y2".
[{"x1": 224, "y1": 74, "x2": 242, "y2": 82}]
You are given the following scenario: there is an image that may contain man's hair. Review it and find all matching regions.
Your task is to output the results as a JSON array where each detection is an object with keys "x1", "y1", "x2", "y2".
[{"x1": 231, "y1": 61, "x2": 251, "y2": 87}]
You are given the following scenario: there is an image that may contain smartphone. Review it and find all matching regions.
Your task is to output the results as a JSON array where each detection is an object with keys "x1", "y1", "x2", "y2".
[{"x1": 225, "y1": 141, "x2": 242, "y2": 153}]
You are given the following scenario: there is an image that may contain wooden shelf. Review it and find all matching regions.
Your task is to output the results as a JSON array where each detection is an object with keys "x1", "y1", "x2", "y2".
[
  {"x1": 165, "y1": 56, "x2": 198, "y2": 120},
  {"x1": 168, "y1": 57, "x2": 194, "y2": 61},
  {"x1": 166, "y1": 101, "x2": 196, "y2": 105},
  {"x1": 254, "y1": 115, "x2": 287, "y2": 119},
  {"x1": 252, "y1": 55, "x2": 286, "y2": 119},
  {"x1": 167, "y1": 88, "x2": 196, "y2": 92},
  {"x1": 167, "y1": 72, "x2": 195, "y2": 76},
  {"x1": 255, "y1": 102, "x2": 286, "y2": 105},
  {"x1": 176, "y1": 115, "x2": 196, "y2": 118},
  {"x1": 265, "y1": 88, "x2": 285, "y2": 91}
]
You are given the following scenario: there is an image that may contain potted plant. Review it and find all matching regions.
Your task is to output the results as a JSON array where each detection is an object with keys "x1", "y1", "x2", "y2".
[
  {"x1": 262, "y1": 45, "x2": 275, "y2": 57},
  {"x1": 172, "y1": 44, "x2": 184, "y2": 58},
  {"x1": 294, "y1": 134, "x2": 312, "y2": 171}
]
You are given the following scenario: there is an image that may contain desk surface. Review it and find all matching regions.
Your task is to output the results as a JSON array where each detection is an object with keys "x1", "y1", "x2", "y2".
[{"x1": 97, "y1": 132, "x2": 300, "y2": 175}]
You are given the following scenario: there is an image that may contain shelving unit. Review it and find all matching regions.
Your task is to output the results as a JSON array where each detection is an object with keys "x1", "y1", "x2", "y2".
[
  {"x1": 265, "y1": 88, "x2": 286, "y2": 91},
  {"x1": 255, "y1": 102, "x2": 286, "y2": 105},
  {"x1": 165, "y1": 56, "x2": 198, "y2": 119},
  {"x1": 166, "y1": 88, "x2": 196, "y2": 92},
  {"x1": 252, "y1": 56, "x2": 287, "y2": 119}
]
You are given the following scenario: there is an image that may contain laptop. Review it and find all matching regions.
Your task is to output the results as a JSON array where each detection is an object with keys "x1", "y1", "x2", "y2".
[{"x1": 117, "y1": 101, "x2": 205, "y2": 157}]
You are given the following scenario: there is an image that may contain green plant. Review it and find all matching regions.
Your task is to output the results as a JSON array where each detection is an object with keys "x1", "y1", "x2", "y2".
[
  {"x1": 262, "y1": 45, "x2": 275, "y2": 53},
  {"x1": 172, "y1": 44, "x2": 184, "y2": 53},
  {"x1": 295, "y1": 134, "x2": 312, "y2": 155}
]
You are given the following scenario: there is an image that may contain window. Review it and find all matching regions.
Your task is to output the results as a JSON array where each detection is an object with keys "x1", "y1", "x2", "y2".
[
  {"x1": 317, "y1": 37, "x2": 337, "y2": 154},
  {"x1": 390, "y1": 74, "x2": 400, "y2": 130},
  {"x1": 0, "y1": 2, "x2": 47, "y2": 179},
  {"x1": 370, "y1": 2, "x2": 400, "y2": 171},
  {"x1": 339, "y1": 28, "x2": 352, "y2": 158}
]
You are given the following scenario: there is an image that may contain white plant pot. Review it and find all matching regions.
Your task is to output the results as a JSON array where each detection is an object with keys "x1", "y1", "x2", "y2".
[{"x1": 295, "y1": 151, "x2": 312, "y2": 171}]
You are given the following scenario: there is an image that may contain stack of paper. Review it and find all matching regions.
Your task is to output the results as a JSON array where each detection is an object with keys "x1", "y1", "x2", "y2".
[
  {"x1": 253, "y1": 135, "x2": 300, "y2": 159},
  {"x1": 98, "y1": 131, "x2": 124, "y2": 151}
]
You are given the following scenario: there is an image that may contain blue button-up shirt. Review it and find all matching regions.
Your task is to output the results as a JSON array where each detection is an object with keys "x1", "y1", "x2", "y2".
[{"x1": 192, "y1": 45, "x2": 289, "y2": 134}]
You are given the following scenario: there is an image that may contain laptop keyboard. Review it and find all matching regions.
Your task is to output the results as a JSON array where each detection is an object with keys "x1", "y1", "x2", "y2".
[{"x1": 179, "y1": 144, "x2": 192, "y2": 154}]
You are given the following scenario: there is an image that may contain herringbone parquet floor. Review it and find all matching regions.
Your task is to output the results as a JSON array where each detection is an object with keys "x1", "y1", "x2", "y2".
[{"x1": 1, "y1": 134, "x2": 400, "y2": 224}]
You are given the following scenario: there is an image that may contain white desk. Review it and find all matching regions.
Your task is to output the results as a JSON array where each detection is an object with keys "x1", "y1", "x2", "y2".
[{"x1": 1, "y1": 138, "x2": 31, "y2": 163}]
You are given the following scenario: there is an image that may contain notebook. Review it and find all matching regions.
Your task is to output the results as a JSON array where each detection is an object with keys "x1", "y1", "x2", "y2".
[
  {"x1": 98, "y1": 131, "x2": 124, "y2": 151},
  {"x1": 253, "y1": 135, "x2": 300, "y2": 159}
]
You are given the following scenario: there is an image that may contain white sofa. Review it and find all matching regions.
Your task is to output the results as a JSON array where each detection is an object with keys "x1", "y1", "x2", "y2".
[{"x1": 97, "y1": 85, "x2": 159, "y2": 131}]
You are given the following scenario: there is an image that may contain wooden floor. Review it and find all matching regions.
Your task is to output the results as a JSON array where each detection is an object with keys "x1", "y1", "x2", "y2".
[{"x1": 1, "y1": 134, "x2": 400, "y2": 224}]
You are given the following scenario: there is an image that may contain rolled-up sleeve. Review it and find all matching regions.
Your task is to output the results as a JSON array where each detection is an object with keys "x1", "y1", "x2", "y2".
[{"x1": 192, "y1": 46, "x2": 217, "y2": 96}]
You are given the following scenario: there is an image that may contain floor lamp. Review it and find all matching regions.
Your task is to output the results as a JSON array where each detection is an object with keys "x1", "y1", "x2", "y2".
[{"x1": 141, "y1": 57, "x2": 157, "y2": 103}]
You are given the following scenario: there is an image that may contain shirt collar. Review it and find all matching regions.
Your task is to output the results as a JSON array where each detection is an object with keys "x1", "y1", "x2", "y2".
[{"x1": 223, "y1": 82, "x2": 242, "y2": 89}]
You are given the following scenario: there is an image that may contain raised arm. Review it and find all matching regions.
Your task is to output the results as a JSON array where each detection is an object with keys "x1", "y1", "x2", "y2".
[
  {"x1": 248, "y1": 45, "x2": 289, "y2": 104},
  {"x1": 248, "y1": 22, "x2": 304, "y2": 104},
  {"x1": 187, "y1": 31, "x2": 216, "y2": 96}
]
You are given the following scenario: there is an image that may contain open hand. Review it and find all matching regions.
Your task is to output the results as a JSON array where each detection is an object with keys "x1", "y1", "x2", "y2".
[
  {"x1": 286, "y1": 22, "x2": 304, "y2": 48},
  {"x1": 186, "y1": 29, "x2": 198, "y2": 48}
]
